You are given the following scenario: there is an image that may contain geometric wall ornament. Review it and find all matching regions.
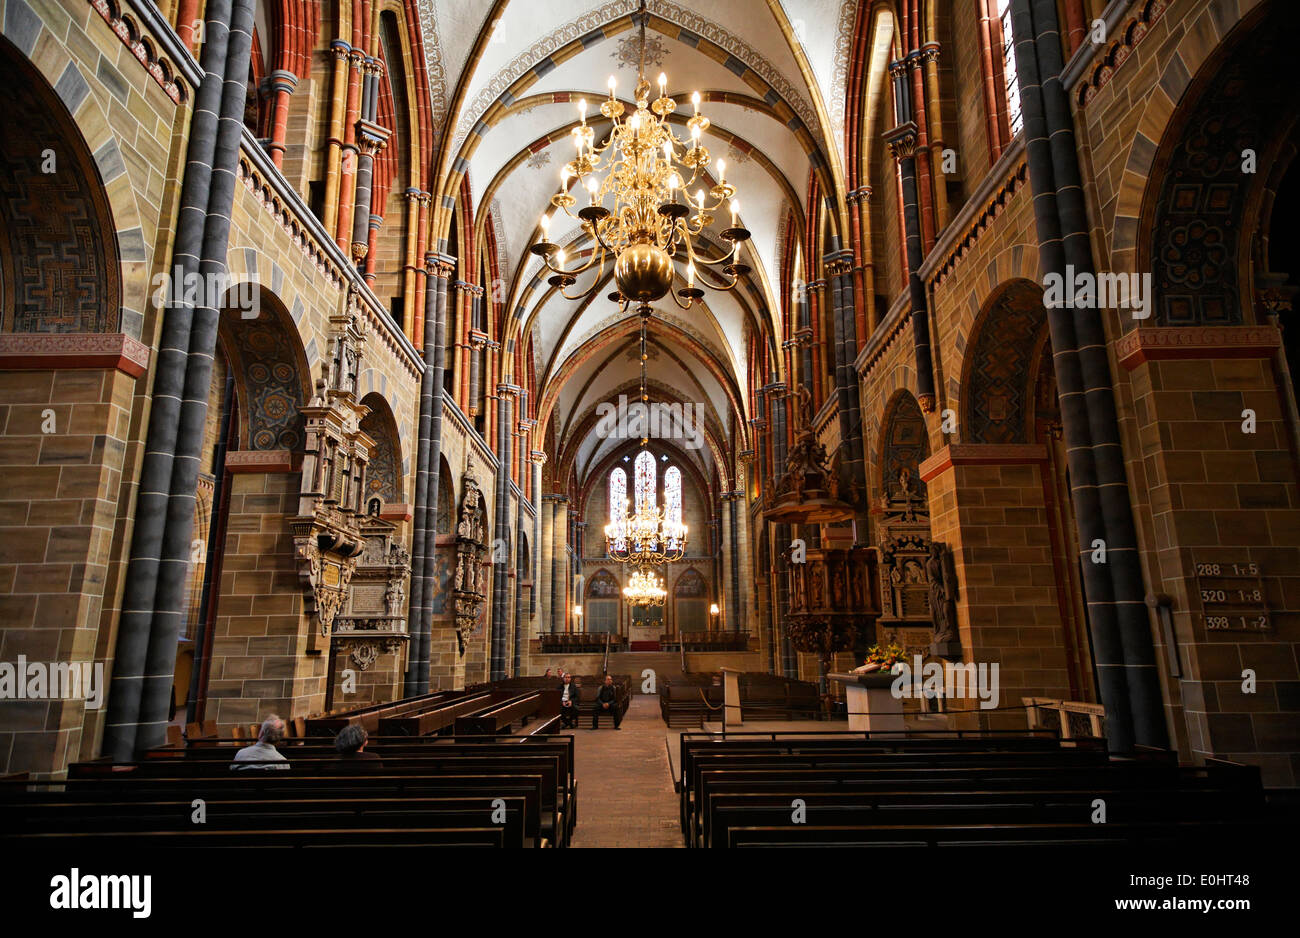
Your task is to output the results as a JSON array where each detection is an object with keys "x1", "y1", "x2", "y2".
[
  {"x1": 1149, "y1": 5, "x2": 1299, "y2": 327},
  {"x1": 224, "y1": 298, "x2": 308, "y2": 452},
  {"x1": 0, "y1": 46, "x2": 119, "y2": 334},
  {"x1": 964, "y1": 281, "x2": 1046, "y2": 445}
]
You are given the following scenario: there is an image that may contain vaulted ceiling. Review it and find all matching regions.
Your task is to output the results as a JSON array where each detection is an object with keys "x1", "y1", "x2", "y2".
[{"x1": 418, "y1": 0, "x2": 860, "y2": 493}]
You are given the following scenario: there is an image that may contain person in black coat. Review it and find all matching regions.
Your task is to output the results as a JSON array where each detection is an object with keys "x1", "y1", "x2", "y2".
[
  {"x1": 558, "y1": 672, "x2": 580, "y2": 728},
  {"x1": 331, "y1": 724, "x2": 383, "y2": 772},
  {"x1": 591, "y1": 674, "x2": 621, "y2": 729}
]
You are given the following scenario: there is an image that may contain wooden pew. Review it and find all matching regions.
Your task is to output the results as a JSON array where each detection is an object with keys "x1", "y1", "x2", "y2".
[
  {"x1": 377, "y1": 691, "x2": 502, "y2": 736},
  {"x1": 8, "y1": 827, "x2": 509, "y2": 849},
  {"x1": 454, "y1": 692, "x2": 557, "y2": 735},
  {"x1": 6, "y1": 795, "x2": 532, "y2": 847},
  {"x1": 723, "y1": 820, "x2": 1251, "y2": 849},
  {"x1": 8, "y1": 772, "x2": 556, "y2": 848}
]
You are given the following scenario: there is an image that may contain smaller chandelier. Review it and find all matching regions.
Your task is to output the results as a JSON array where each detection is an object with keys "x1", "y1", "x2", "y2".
[
  {"x1": 603, "y1": 313, "x2": 687, "y2": 565},
  {"x1": 624, "y1": 566, "x2": 666, "y2": 607}
]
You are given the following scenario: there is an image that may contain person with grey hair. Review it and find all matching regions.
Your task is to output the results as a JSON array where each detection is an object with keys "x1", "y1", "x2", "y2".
[
  {"x1": 332, "y1": 723, "x2": 383, "y2": 772},
  {"x1": 231, "y1": 715, "x2": 290, "y2": 770}
]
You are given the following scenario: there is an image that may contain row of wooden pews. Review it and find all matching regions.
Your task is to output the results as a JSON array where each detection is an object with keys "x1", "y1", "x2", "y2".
[
  {"x1": 0, "y1": 684, "x2": 577, "y2": 850},
  {"x1": 677, "y1": 730, "x2": 1269, "y2": 848},
  {"x1": 469, "y1": 675, "x2": 633, "y2": 723}
]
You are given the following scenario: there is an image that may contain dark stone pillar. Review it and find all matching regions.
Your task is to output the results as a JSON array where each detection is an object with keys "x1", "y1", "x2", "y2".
[
  {"x1": 1009, "y1": 0, "x2": 1136, "y2": 750},
  {"x1": 490, "y1": 384, "x2": 519, "y2": 679},
  {"x1": 884, "y1": 123, "x2": 937, "y2": 412},
  {"x1": 1024, "y1": 0, "x2": 1166, "y2": 748},
  {"x1": 406, "y1": 253, "x2": 453, "y2": 694},
  {"x1": 827, "y1": 249, "x2": 869, "y2": 530},
  {"x1": 105, "y1": 0, "x2": 253, "y2": 759}
]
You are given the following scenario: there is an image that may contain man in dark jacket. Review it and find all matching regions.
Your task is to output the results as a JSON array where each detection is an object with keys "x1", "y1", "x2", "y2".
[
  {"x1": 331, "y1": 723, "x2": 383, "y2": 772},
  {"x1": 559, "y1": 672, "x2": 580, "y2": 728},
  {"x1": 591, "y1": 674, "x2": 621, "y2": 730}
]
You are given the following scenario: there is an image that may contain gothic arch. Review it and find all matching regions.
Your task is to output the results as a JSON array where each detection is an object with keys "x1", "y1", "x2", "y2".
[
  {"x1": 359, "y1": 391, "x2": 403, "y2": 506},
  {"x1": 0, "y1": 35, "x2": 120, "y2": 334},
  {"x1": 1138, "y1": 2, "x2": 1299, "y2": 327},
  {"x1": 437, "y1": 454, "x2": 455, "y2": 536},
  {"x1": 879, "y1": 388, "x2": 929, "y2": 499},
  {"x1": 959, "y1": 279, "x2": 1046, "y2": 445},
  {"x1": 219, "y1": 285, "x2": 311, "y2": 452}
]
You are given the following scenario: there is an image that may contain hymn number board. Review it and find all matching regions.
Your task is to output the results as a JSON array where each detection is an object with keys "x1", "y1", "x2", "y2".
[{"x1": 1194, "y1": 560, "x2": 1271, "y2": 632}]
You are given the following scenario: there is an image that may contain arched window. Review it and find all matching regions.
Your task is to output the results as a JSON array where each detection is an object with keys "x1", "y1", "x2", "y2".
[
  {"x1": 664, "y1": 465, "x2": 683, "y2": 552},
  {"x1": 634, "y1": 450, "x2": 656, "y2": 516},
  {"x1": 996, "y1": 0, "x2": 1023, "y2": 137},
  {"x1": 608, "y1": 467, "x2": 627, "y2": 553}
]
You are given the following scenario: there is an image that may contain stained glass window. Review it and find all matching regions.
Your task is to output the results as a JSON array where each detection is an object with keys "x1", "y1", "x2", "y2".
[
  {"x1": 664, "y1": 465, "x2": 683, "y2": 551},
  {"x1": 634, "y1": 451, "x2": 657, "y2": 551},
  {"x1": 998, "y1": 0, "x2": 1023, "y2": 137},
  {"x1": 608, "y1": 467, "x2": 627, "y2": 553},
  {"x1": 634, "y1": 450, "x2": 656, "y2": 516}
]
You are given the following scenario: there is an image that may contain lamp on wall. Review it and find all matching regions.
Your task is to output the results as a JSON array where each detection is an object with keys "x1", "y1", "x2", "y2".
[{"x1": 709, "y1": 602, "x2": 720, "y2": 629}]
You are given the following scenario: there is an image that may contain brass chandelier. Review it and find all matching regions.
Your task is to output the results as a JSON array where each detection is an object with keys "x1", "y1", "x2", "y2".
[
  {"x1": 623, "y1": 566, "x2": 667, "y2": 607},
  {"x1": 529, "y1": 1, "x2": 750, "y2": 308},
  {"x1": 603, "y1": 312, "x2": 687, "y2": 565}
]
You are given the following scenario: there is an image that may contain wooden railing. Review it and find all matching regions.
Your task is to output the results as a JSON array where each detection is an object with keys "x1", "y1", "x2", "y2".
[{"x1": 1022, "y1": 698, "x2": 1106, "y2": 739}]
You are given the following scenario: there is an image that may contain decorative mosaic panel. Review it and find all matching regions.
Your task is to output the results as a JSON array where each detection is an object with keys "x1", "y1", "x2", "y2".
[
  {"x1": 1151, "y1": 17, "x2": 1298, "y2": 326},
  {"x1": 965, "y1": 282, "x2": 1046, "y2": 445},
  {"x1": 0, "y1": 54, "x2": 117, "y2": 333},
  {"x1": 225, "y1": 311, "x2": 306, "y2": 451},
  {"x1": 360, "y1": 397, "x2": 399, "y2": 504}
]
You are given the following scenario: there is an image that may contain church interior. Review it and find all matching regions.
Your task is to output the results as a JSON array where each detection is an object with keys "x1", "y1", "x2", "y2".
[{"x1": 0, "y1": 0, "x2": 1297, "y2": 908}]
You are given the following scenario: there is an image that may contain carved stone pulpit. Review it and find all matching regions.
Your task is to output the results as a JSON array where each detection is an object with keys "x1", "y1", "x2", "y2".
[{"x1": 784, "y1": 545, "x2": 877, "y2": 678}]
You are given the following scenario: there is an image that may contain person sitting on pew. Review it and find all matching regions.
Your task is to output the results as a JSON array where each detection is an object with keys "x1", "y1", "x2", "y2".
[
  {"x1": 332, "y1": 724, "x2": 383, "y2": 771},
  {"x1": 231, "y1": 715, "x2": 290, "y2": 770},
  {"x1": 559, "y1": 673, "x2": 580, "y2": 728},
  {"x1": 592, "y1": 675, "x2": 621, "y2": 730}
]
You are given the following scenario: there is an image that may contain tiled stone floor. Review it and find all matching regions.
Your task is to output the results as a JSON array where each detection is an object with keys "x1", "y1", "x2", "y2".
[{"x1": 566, "y1": 695, "x2": 683, "y2": 848}]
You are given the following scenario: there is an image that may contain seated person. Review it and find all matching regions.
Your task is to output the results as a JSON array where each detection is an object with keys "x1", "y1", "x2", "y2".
[
  {"x1": 332, "y1": 723, "x2": 383, "y2": 771},
  {"x1": 231, "y1": 715, "x2": 290, "y2": 770},
  {"x1": 558, "y1": 673, "x2": 580, "y2": 728},
  {"x1": 591, "y1": 675, "x2": 621, "y2": 730}
]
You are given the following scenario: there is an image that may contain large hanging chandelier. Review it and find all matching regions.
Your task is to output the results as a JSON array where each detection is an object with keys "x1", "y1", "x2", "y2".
[
  {"x1": 603, "y1": 312, "x2": 687, "y2": 565},
  {"x1": 623, "y1": 566, "x2": 667, "y2": 607},
  {"x1": 529, "y1": 0, "x2": 750, "y2": 309}
]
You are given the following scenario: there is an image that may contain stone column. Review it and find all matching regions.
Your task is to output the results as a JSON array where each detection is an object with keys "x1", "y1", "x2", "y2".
[
  {"x1": 489, "y1": 383, "x2": 520, "y2": 679},
  {"x1": 884, "y1": 121, "x2": 937, "y2": 412},
  {"x1": 530, "y1": 452, "x2": 545, "y2": 622},
  {"x1": 539, "y1": 492, "x2": 555, "y2": 637},
  {"x1": 1008, "y1": 0, "x2": 1159, "y2": 750},
  {"x1": 350, "y1": 128, "x2": 385, "y2": 272},
  {"x1": 406, "y1": 253, "x2": 454, "y2": 695},
  {"x1": 321, "y1": 41, "x2": 350, "y2": 235},
  {"x1": 265, "y1": 69, "x2": 298, "y2": 168},
  {"x1": 105, "y1": 0, "x2": 256, "y2": 760},
  {"x1": 1023, "y1": 0, "x2": 1165, "y2": 749}
]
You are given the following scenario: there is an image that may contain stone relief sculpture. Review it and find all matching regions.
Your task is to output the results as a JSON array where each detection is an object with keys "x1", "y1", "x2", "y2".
[{"x1": 926, "y1": 540, "x2": 960, "y2": 649}]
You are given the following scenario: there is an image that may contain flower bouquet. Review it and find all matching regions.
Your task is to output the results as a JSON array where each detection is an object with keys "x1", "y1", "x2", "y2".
[{"x1": 852, "y1": 642, "x2": 906, "y2": 675}]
